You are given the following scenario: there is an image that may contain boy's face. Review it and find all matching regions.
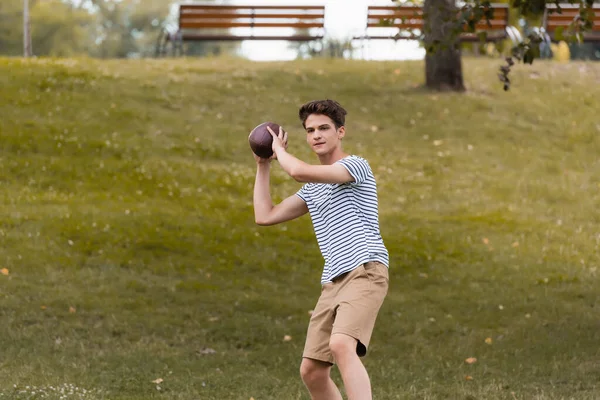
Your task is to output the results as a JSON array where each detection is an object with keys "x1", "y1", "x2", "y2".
[{"x1": 304, "y1": 114, "x2": 345, "y2": 156}]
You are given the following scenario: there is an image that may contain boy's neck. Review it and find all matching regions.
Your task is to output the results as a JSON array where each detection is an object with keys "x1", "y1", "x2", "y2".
[{"x1": 318, "y1": 148, "x2": 348, "y2": 165}]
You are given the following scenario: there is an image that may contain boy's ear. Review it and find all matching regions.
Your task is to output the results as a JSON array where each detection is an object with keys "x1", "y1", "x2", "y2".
[{"x1": 338, "y1": 126, "x2": 346, "y2": 140}]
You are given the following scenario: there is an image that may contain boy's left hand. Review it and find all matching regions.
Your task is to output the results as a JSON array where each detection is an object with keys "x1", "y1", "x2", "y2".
[{"x1": 267, "y1": 126, "x2": 288, "y2": 157}]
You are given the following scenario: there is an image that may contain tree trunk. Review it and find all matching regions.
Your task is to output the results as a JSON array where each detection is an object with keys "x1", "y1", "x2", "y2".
[{"x1": 423, "y1": 0, "x2": 465, "y2": 91}]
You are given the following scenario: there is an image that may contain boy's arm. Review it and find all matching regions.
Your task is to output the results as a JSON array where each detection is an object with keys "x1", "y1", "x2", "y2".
[
  {"x1": 275, "y1": 149, "x2": 353, "y2": 184},
  {"x1": 254, "y1": 161, "x2": 308, "y2": 226},
  {"x1": 267, "y1": 126, "x2": 353, "y2": 184}
]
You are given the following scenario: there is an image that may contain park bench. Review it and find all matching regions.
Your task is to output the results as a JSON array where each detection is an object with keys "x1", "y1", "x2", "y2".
[
  {"x1": 157, "y1": 3, "x2": 326, "y2": 56},
  {"x1": 353, "y1": 3, "x2": 510, "y2": 42},
  {"x1": 542, "y1": 3, "x2": 600, "y2": 42}
]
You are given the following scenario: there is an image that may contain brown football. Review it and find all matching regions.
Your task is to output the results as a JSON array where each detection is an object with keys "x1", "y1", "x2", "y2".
[{"x1": 249, "y1": 121, "x2": 282, "y2": 159}]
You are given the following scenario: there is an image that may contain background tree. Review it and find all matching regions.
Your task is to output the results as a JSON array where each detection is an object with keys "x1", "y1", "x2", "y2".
[
  {"x1": 30, "y1": 0, "x2": 92, "y2": 57},
  {"x1": 423, "y1": 0, "x2": 465, "y2": 91},
  {"x1": 0, "y1": 0, "x2": 30, "y2": 55},
  {"x1": 86, "y1": 0, "x2": 170, "y2": 58},
  {"x1": 417, "y1": 0, "x2": 599, "y2": 91}
]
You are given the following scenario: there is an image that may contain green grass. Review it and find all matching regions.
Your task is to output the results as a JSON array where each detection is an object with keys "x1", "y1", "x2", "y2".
[{"x1": 1, "y1": 55, "x2": 599, "y2": 400}]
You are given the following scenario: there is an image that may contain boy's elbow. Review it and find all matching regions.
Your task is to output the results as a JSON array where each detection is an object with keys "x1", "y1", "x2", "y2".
[
  {"x1": 255, "y1": 217, "x2": 272, "y2": 226},
  {"x1": 255, "y1": 217, "x2": 266, "y2": 226}
]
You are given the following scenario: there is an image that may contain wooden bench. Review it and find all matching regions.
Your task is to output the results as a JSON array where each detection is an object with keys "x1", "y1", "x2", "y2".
[
  {"x1": 543, "y1": 3, "x2": 600, "y2": 42},
  {"x1": 165, "y1": 3, "x2": 325, "y2": 44},
  {"x1": 353, "y1": 3, "x2": 510, "y2": 42}
]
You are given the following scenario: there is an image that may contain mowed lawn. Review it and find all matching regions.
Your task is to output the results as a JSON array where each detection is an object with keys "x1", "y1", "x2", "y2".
[{"x1": 1, "y1": 56, "x2": 599, "y2": 400}]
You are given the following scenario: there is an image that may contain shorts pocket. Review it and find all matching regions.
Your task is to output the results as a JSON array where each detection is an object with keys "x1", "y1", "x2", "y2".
[{"x1": 363, "y1": 262, "x2": 389, "y2": 285}]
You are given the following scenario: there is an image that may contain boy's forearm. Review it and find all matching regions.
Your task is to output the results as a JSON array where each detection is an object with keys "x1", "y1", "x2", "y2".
[
  {"x1": 253, "y1": 163, "x2": 273, "y2": 222},
  {"x1": 274, "y1": 148, "x2": 306, "y2": 179}
]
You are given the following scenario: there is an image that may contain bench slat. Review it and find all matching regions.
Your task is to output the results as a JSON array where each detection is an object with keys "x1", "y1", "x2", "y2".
[
  {"x1": 180, "y1": 13, "x2": 324, "y2": 20},
  {"x1": 180, "y1": 5, "x2": 325, "y2": 11},
  {"x1": 367, "y1": 22, "x2": 508, "y2": 29},
  {"x1": 180, "y1": 21, "x2": 325, "y2": 29},
  {"x1": 547, "y1": 14, "x2": 600, "y2": 20},
  {"x1": 545, "y1": 3, "x2": 600, "y2": 9},
  {"x1": 179, "y1": 34, "x2": 324, "y2": 41},
  {"x1": 367, "y1": 4, "x2": 509, "y2": 10},
  {"x1": 366, "y1": 23, "x2": 424, "y2": 29},
  {"x1": 546, "y1": 23, "x2": 600, "y2": 31},
  {"x1": 367, "y1": 18, "x2": 508, "y2": 24},
  {"x1": 367, "y1": 9, "x2": 508, "y2": 17},
  {"x1": 354, "y1": 33, "x2": 507, "y2": 41}
]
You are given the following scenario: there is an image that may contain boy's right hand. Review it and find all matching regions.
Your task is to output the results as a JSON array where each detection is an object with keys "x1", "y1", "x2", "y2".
[{"x1": 254, "y1": 153, "x2": 272, "y2": 164}]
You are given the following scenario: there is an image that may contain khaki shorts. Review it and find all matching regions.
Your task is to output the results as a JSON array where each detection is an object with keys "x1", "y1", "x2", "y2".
[{"x1": 302, "y1": 261, "x2": 389, "y2": 364}]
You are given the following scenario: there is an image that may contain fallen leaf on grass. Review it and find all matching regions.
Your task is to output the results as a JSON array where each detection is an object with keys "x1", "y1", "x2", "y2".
[
  {"x1": 283, "y1": 335, "x2": 292, "y2": 342},
  {"x1": 1, "y1": 268, "x2": 8, "y2": 276},
  {"x1": 485, "y1": 337, "x2": 493, "y2": 345},
  {"x1": 465, "y1": 375, "x2": 474, "y2": 380},
  {"x1": 152, "y1": 378, "x2": 163, "y2": 384},
  {"x1": 465, "y1": 357, "x2": 477, "y2": 364},
  {"x1": 69, "y1": 307, "x2": 76, "y2": 313},
  {"x1": 198, "y1": 348, "x2": 217, "y2": 355},
  {"x1": 482, "y1": 238, "x2": 489, "y2": 245}
]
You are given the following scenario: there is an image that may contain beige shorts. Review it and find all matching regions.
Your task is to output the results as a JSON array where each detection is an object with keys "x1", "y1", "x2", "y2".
[{"x1": 302, "y1": 261, "x2": 389, "y2": 364}]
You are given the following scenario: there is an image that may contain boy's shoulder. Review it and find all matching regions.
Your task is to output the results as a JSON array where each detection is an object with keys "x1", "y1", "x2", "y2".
[{"x1": 338, "y1": 154, "x2": 371, "y2": 165}]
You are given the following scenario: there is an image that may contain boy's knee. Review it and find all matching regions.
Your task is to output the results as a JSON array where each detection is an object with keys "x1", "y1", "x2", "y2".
[
  {"x1": 300, "y1": 359, "x2": 330, "y2": 387},
  {"x1": 329, "y1": 333, "x2": 358, "y2": 361}
]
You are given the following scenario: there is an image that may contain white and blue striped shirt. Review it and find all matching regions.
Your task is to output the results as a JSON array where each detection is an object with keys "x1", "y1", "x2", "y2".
[{"x1": 296, "y1": 155, "x2": 389, "y2": 284}]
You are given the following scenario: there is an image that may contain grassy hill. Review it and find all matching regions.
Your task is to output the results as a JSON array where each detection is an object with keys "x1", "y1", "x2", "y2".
[{"x1": 1, "y1": 56, "x2": 599, "y2": 400}]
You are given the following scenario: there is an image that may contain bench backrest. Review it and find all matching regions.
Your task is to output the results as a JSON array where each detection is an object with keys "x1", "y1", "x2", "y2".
[
  {"x1": 365, "y1": 4, "x2": 509, "y2": 31},
  {"x1": 544, "y1": 4, "x2": 600, "y2": 34},
  {"x1": 178, "y1": 4, "x2": 326, "y2": 30}
]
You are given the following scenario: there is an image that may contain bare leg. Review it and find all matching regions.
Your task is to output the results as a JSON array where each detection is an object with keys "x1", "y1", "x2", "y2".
[
  {"x1": 329, "y1": 333, "x2": 372, "y2": 400},
  {"x1": 300, "y1": 358, "x2": 343, "y2": 400}
]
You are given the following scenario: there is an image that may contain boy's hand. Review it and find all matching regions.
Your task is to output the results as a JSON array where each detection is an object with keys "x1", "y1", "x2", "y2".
[
  {"x1": 253, "y1": 153, "x2": 272, "y2": 164},
  {"x1": 267, "y1": 126, "x2": 288, "y2": 157}
]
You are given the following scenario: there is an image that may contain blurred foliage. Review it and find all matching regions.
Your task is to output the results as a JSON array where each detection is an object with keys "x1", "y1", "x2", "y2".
[
  {"x1": 0, "y1": 0, "x2": 244, "y2": 58},
  {"x1": 86, "y1": 0, "x2": 171, "y2": 58},
  {"x1": 0, "y1": 0, "x2": 230, "y2": 58}
]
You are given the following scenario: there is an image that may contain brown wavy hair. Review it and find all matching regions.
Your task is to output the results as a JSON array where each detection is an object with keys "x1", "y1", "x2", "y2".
[{"x1": 298, "y1": 99, "x2": 347, "y2": 130}]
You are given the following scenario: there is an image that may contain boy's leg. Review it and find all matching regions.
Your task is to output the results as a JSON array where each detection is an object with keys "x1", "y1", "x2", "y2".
[
  {"x1": 302, "y1": 284, "x2": 341, "y2": 399},
  {"x1": 299, "y1": 358, "x2": 343, "y2": 400},
  {"x1": 329, "y1": 333, "x2": 371, "y2": 400},
  {"x1": 329, "y1": 261, "x2": 389, "y2": 400}
]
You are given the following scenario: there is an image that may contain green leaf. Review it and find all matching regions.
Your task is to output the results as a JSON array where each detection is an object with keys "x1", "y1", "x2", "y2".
[
  {"x1": 478, "y1": 31, "x2": 488, "y2": 43},
  {"x1": 554, "y1": 26, "x2": 564, "y2": 41}
]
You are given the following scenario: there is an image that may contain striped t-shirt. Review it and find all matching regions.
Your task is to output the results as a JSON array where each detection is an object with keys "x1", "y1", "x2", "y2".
[{"x1": 296, "y1": 155, "x2": 389, "y2": 284}]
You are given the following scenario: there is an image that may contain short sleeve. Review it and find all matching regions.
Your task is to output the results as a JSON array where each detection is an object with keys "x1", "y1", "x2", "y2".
[
  {"x1": 296, "y1": 184, "x2": 309, "y2": 202},
  {"x1": 337, "y1": 156, "x2": 371, "y2": 185}
]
